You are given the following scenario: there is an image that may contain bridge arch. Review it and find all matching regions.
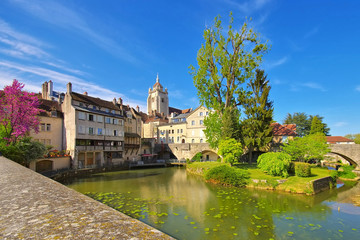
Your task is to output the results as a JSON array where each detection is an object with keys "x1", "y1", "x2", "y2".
[
  {"x1": 329, "y1": 151, "x2": 358, "y2": 167},
  {"x1": 190, "y1": 149, "x2": 219, "y2": 161}
]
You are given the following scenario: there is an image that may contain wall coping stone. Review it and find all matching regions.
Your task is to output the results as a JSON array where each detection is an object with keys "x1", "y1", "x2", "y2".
[{"x1": 0, "y1": 156, "x2": 173, "y2": 239}]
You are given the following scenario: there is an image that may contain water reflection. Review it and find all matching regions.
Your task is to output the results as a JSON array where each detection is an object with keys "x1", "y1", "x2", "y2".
[{"x1": 67, "y1": 167, "x2": 360, "y2": 239}]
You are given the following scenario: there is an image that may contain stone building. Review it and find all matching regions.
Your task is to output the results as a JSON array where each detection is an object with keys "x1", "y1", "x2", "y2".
[
  {"x1": 147, "y1": 74, "x2": 169, "y2": 116},
  {"x1": 122, "y1": 104, "x2": 142, "y2": 161},
  {"x1": 62, "y1": 83, "x2": 125, "y2": 169}
]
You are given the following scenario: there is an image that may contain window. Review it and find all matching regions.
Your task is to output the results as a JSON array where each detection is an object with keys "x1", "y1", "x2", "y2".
[
  {"x1": 93, "y1": 105, "x2": 97, "y2": 110},
  {"x1": 200, "y1": 120, "x2": 204, "y2": 125},
  {"x1": 114, "y1": 130, "x2": 118, "y2": 136},
  {"x1": 105, "y1": 108, "x2": 109, "y2": 113},
  {"x1": 78, "y1": 125, "x2": 85, "y2": 134},
  {"x1": 172, "y1": 130, "x2": 174, "y2": 134},
  {"x1": 97, "y1": 115, "x2": 103, "y2": 122},
  {"x1": 199, "y1": 112, "x2": 203, "y2": 116},
  {"x1": 180, "y1": 129, "x2": 183, "y2": 133},
  {"x1": 46, "y1": 124, "x2": 51, "y2": 131},
  {"x1": 88, "y1": 127, "x2": 94, "y2": 135},
  {"x1": 161, "y1": 98, "x2": 164, "y2": 103},
  {"x1": 97, "y1": 128, "x2": 103, "y2": 135},
  {"x1": 200, "y1": 139, "x2": 203, "y2": 143},
  {"x1": 191, "y1": 120, "x2": 195, "y2": 125},
  {"x1": 192, "y1": 139, "x2": 195, "y2": 143},
  {"x1": 106, "y1": 129, "x2": 111, "y2": 136},
  {"x1": 177, "y1": 129, "x2": 179, "y2": 134},
  {"x1": 105, "y1": 117, "x2": 111, "y2": 124},
  {"x1": 79, "y1": 102, "x2": 84, "y2": 107},
  {"x1": 119, "y1": 119, "x2": 124, "y2": 126},
  {"x1": 282, "y1": 136, "x2": 288, "y2": 143},
  {"x1": 177, "y1": 136, "x2": 180, "y2": 142},
  {"x1": 206, "y1": 112, "x2": 209, "y2": 116},
  {"x1": 88, "y1": 114, "x2": 94, "y2": 121},
  {"x1": 111, "y1": 110, "x2": 115, "y2": 114},
  {"x1": 172, "y1": 137, "x2": 174, "y2": 142},
  {"x1": 113, "y1": 119, "x2": 118, "y2": 125},
  {"x1": 79, "y1": 112, "x2": 86, "y2": 120},
  {"x1": 51, "y1": 110, "x2": 57, "y2": 117},
  {"x1": 40, "y1": 123, "x2": 45, "y2": 131}
]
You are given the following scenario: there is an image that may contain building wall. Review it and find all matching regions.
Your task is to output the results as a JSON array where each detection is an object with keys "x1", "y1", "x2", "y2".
[
  {"x1": 158, "y1": 122, "x2": 187, "y2": 144},
  {"x1": 30, "y1": 116, "x2": 63, "y2": 151},
  {"x1": 29, "y1": 157, "x2": 71, "y2": 172},
  {"x1": 186, "y1": 106, "x2": 208, "y2": 143}
]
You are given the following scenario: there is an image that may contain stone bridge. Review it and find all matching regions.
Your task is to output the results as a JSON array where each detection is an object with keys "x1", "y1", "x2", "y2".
[
  {"x1": 329, "y1": 144, "x2": 360, "y2": 169},
  {"x1": 168, "y1": 143, "x2": 218, "y2": 161}
]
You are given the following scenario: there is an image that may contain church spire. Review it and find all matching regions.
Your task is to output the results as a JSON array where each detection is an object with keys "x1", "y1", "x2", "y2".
[{"x1": 156, "y1": 73, "x2": 159, "y2": 83}]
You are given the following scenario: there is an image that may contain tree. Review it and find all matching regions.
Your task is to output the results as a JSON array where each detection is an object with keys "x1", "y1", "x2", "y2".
[
  {"x1": 192, "y1": 152, "x2": 203, "y2": 162},
  {"x1": 282, "y1": 133, "x2": 330, "y2": 162},
  {"x1": 0, "y1": 80, "x2": 42, "y2": 143},
  {"x1": 190, "y1": 13, "x2": 268, "y2": 147},
  {"x1": 218, "y1": 138, "x2": 243, "y2": 166},
  {"x1": 0, "y1": 137, "x2": 46, "y2": 167},
  {"x1": 283, "y1": 112, "x2": 330, "y2": 136},
  {"x1": 241, "y1": 69, "x2": 273, "y2": 163},
  {"x1": 257, "y1": 152, "x2": 291, "y2": 178},
  {"x1": 310, "y1": 116, "x2": 324, "y2": 135},
  {"x1": 344, "y1": 133, "x2": 360, "y2": 144}
]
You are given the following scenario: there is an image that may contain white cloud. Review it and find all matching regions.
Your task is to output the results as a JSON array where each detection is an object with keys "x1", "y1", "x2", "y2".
[
  {"x1": 301, "y1": 82, "x2": 326, "y2": 92},
  {"x1": 333, "y1": 122, "x2": 348, "y2": 127},
  {"x1": 224, "y1": 0, "x2": 271, "y2": 14},
  {"x1": 0, "y1": 60, "x2": 146, "y2": 109},
  {"x1": 11, "y1": 0, "x2": 138, "y2": 63},
  {"x1": 265, "y1": 56, "x2": 288, "y2": 69}
]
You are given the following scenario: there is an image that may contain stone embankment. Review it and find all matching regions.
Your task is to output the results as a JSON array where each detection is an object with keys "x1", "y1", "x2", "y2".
[{"x1": 0, "y1": 156, "x2": 173, "y2": 239}]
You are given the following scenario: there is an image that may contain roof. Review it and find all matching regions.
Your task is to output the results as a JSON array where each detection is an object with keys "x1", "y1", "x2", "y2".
[
  {"x1": 38, "y1": 99, "x2": 63, "y2": 118},
  {"x1": 71, "y1": 92, "x2": 119, "y2": 111},
  {"x1": 271, "y1": 123, "x2": 297, "y2": 136},
  {"x1": 326, "y1": 136, "x2": 354, "y2": 143},
  {"x1": 169, "y1": 107, "x2": 182, "y2": 115}
]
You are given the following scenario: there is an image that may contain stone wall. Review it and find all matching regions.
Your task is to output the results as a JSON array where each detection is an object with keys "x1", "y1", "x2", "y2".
[
  {"x1": 311, "y1": 176, "x2": 333, "y2": 194},
  {"x1": 0, "y1": 157, "x2": 172, "y2": 239}
]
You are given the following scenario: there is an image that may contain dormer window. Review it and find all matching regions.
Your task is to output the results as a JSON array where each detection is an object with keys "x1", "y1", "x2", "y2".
[
  {"x1": 93, "y1": 105, "x2": 97, "y2": 110},
  {"x1": 79, "y1": 102, "x2": 84, "y2": 107},
  {"x1": 111, "y1": 110, "x2": 115, "y2": 114}
]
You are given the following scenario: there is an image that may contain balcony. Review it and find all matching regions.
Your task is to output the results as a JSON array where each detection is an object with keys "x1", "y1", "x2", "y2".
[{"x1": 124, "y1": 144, "x2": 140, "y2": 149}]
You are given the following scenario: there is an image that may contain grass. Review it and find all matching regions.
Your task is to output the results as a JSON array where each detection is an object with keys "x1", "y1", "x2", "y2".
[{"x1": 187, "y1": 162, "x2": 334, "y2": 195}]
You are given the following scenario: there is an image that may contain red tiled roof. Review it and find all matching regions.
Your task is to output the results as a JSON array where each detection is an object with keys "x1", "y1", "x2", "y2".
[
  {"x1": 326, "y1": 136, "x2": 354, "y2": 143},
  {"x1": 169, "y1": 107, "x2": 182, "y2": 115},
  {"x1": 181, "y1": 108, "x2": 192, "y2": 114},
  {"x1": 271, "y1": 123, "x2": 297, "y2": 136}
]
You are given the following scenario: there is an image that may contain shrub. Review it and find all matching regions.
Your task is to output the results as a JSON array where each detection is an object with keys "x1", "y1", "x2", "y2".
[
  {"x1": 257, "y1": 152, "x2": 291, "y2": 178},
  {"x1": 204, "y1": 165, "x2": 250, "y2": 187},
  {"x1": 295, "y1": 162, "x2": 311, "y2": 177},
  {"x1": 338, "y1": 165, "x2": 357, "y2": 179},
  {"x1": 329, "y1": 170, "x2": 338, "y2": 182},
  {"x1": 192, "y1": 152, "x2": 202, "y2": 162}
]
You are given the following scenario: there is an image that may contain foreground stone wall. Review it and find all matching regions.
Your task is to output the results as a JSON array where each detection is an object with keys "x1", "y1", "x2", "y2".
[
  {"x1": 311, "y1": 176, "x2": 333, "y2": 194},
  {"x1": 0, "y1": 157, "x2": 172, "y2": 239}
]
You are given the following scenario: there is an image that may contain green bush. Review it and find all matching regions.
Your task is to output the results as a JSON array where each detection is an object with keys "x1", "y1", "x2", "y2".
[
  {"x1": 338, "y1": 165, "x2": 357, "y2": 179},
  {"x1": 257, "y1": 152, "x2": 291, "y2": 178},
  {"x1": 204, "y1": 165, "x2": 250, "y2": 187},
  {"x1": 329, "y1": 170, "x2": 338, "y2": 182},
  {"x1": 295, "y1": 162, "x2": 311, "y2": 177},
  {"x1": 192, "y1": 152, "x2": 202, "y2": 162}
]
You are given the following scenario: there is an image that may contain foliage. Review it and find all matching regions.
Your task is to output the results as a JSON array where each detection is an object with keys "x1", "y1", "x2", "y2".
[
  {"x1": 282, "y1": 133, "x2": 330, "y2": 162},
  {"x1": 241, "y1": 69, "x2": 273, "y2": 163},
  {"x1": 192, "y1": 152, "x2": 203, "y2": 162},
  {"x1": 329, "y1": 170, "x2": 338, "y2": 182},
  {"x1": 204, "y1": 165, "x2": 250, "y2": 187},
  {"x1": 0, "y1": 80, "x2": 42, "y2": 143},
  {"x1": 310, "y1": 116, "x2": 325, "y2": 135},
  {"x1": 344, "y1": 133, "x2": 360, "y2": 144},
  {"x1": 257, "y1": 152, "x2": 291, "y2": 178},
  {"x1": 218, "y1": 138, "x2": 243, "y2": 165},
  {"x1": 0, "y1": 137, "x2": 46, "y2": 167},
  {"x1": 190, "y1": 13, "x2": 268, "y2": 148},
  {"x1": 338, "y1": 165, "x2": 357, "y2": 179},
  {"x1": 294, "y1": 162, "x2": 311, "y2": 177},
  {"x1": 186, "y1": 162, "x2": 229, "y2": 176},
  {"x1": 283, "y1": 112, "x2": 330, "y2": 137}
]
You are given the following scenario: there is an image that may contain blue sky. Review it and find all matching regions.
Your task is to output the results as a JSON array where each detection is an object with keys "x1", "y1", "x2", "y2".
[{"x1": 0, "y1": 0, "x2": 359, "y2": 136}]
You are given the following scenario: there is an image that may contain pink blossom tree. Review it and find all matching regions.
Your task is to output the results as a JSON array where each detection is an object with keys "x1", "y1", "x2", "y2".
[{"x1": 0, "y1": 80, "x2": 42, "y2": 143}]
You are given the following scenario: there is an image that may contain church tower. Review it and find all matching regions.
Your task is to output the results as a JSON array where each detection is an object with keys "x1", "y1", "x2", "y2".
[{"x1": 147, "y1": 74, "x2": 169, "y2": 116}]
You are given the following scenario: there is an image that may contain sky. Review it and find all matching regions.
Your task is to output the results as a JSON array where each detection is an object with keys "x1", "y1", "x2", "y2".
[{"x1": 0, "y1": 0, "x2": 359, "y2": 136}]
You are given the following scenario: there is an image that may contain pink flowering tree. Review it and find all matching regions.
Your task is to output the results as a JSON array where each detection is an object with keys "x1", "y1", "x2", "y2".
[{"x1": 0, "y1": 80, "x2": 42, "y2": 144}]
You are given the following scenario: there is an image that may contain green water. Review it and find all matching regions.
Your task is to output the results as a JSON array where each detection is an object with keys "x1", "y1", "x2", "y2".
[{"x1": 67, "y1": 167, "x2": 360, "y2": 239}]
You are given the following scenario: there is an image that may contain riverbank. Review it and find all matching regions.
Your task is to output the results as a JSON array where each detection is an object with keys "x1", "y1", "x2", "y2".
[
  {"x1": 186, "y1": 162, "x2": 336, "y2": 195},
  {"x1": 0, "y1": 157, "x2": 173, "y2": 239}
]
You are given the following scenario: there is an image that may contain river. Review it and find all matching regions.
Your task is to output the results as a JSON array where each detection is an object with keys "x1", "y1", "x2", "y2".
[{"x1": 67, "y1": 167, "x2": 360, "y2": 239}]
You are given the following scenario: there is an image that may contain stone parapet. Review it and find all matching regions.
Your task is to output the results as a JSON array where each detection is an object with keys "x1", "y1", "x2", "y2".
[{"x1": 0, "y1": 157, "x2": 173, "y2": 239}]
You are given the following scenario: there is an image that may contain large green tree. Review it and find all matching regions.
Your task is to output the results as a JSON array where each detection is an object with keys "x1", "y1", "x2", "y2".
[
  {"x1": 344, "y1": 133, "x2": 360, "y2": 144},
  {"x1": 282, "y1": 133, "x2": 330, "y2": 162},
  {"x1": 218, "y1": 138, "x2": 243, "y2": 166},
  {"x1": 310, "y1": 116, "x2": 324, "y2": 135},
  {"x1": 283, "y1": 112, "x2": 330, "y2": 136},
  {"x1": 190, "y1": 13, "x2": 268, "y2": 147},
  {"x1": 241, "y1": 69, "x2": 273, "y2": 163}
]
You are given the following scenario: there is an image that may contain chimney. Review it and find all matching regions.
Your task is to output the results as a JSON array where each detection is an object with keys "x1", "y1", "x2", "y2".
[
  {"x1": 118, "y1": 97, "x2": 123, "y2": 106},
  {"x1": 136, "y1": 105, "x2": 140, "y2": 112},
  {"x1": 83, "y1": 91, "x2": 88, "y2": 96},
  {"x1": 48, "y1": 80, "x2": 53, "y2": 98},
  {"x1": 42, "y1": 81, "x2": 48, "y2": 99},
  {"x1": 66, "y1": 82, "x2": 72, "y2": 94}
]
